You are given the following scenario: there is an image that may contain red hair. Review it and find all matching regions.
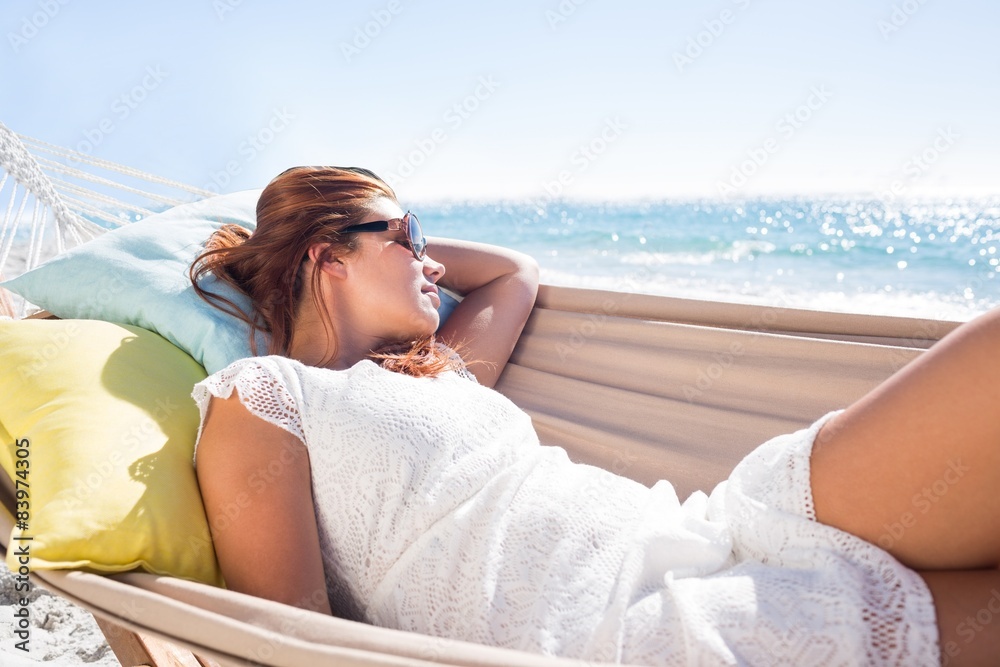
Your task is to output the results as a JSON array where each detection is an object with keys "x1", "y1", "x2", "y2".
[{"x1": 190, "y1": 166, "x2": 461, "y2": 377}]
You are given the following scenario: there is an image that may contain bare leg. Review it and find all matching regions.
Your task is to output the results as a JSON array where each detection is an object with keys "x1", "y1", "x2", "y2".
[
  {"x1": 810, "y1": 307, "x2": 1000, "y2": 570},
  {"x1": 919, "y1": 569, "x2": 1000, "y2": 667}
]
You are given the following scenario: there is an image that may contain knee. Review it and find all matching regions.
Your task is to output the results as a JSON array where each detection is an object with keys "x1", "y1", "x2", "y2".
[
  {"x1": 938, "y1": 308, "x2": 1000, "y2": 350},
  {"x1": 984, "y1": 305, "x2": 1000, "y2": 327},
  {"x1": 967, "y1": 307, "x2": 1000, "y2": 340}
]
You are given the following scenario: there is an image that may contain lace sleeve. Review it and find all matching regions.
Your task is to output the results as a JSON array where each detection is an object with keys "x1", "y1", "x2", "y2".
[{"x1": 191, "y1": 356, "x2": 305, "y2": 462}]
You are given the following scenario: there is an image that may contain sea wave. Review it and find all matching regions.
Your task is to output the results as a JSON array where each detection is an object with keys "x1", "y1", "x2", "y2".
[{"x1": 619, "y1": 241, "x2": 778, "y2": 266}]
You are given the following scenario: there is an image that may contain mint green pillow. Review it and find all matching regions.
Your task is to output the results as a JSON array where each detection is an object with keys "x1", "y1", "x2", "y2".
[{"x1": 1, "y1": 190, "x2": 459, "y2": 374}]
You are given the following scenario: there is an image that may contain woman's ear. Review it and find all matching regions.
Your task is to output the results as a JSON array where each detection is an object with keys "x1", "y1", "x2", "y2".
[{"x1": 307, "y1": 243, "x2": 349, "y2": 279}]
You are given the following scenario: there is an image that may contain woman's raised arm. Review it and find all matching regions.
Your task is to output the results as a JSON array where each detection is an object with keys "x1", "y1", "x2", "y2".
[{"x1": 428, "y1": 237, "x2": 539, "y2": 388}]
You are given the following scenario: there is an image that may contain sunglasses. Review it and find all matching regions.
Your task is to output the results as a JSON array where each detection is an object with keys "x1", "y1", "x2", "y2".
[{"x1": 340, "y1": 211, "x2": 426, "y2": 261}]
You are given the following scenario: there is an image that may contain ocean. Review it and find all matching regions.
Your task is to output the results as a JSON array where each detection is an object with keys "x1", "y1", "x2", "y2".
[
  {"x1": 6, "y1": 195, "x2": 997, "y2": 323},
  {"x1": 424, "y1": 197, "x2": 1000, "y2": 322}
]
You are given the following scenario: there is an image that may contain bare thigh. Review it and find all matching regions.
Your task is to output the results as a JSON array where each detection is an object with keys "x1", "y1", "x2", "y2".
[
  {"x1": 919, "y1": 569, "x2": 1000, "y2": 667},
  {"x1": 810, "y1": 308, "x2": 1000, "y2": 571}
]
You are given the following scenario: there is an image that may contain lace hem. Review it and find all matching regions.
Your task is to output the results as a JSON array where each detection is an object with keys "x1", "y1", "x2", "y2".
[{"x1": 725, "y1": 410, "x2": 941, "y2": 665}]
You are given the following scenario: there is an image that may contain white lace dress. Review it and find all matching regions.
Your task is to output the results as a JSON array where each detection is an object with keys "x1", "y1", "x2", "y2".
[{"x1": 192, "y1": 355, "x2": 940, "y2": 666}]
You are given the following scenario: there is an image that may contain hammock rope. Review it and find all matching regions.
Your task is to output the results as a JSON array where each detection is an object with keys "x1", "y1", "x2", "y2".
[
  {"x1": 52, "y1": 179, "x2": 157, "y2": 219},
  {"x1": 0, "y1": 120, "x2": 215, "y2": 317},
  {"x1": 36, "y1": 154, "x2": 199, "y2": 212},
  {"x1": 18, "y1": 133, "x2": 215, "y2": 199}
]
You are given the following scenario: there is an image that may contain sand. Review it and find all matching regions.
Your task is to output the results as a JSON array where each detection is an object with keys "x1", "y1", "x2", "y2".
[{"x1": 0, "y1": 561, "x2": 118, "y2": 666}]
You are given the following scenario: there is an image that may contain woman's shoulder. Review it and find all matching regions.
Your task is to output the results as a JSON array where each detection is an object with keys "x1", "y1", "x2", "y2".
[
  {"x1": 192, "y1": 355, "x2": 310, "y2": 460},
  {"x1": 205, "y1": 354, "x2": 395, "y2": 392},
  {"x1": 195, "y1": 355, "x2": 313, "y2": 407}
]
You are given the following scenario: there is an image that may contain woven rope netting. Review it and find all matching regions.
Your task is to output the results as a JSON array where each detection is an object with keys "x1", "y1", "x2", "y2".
[{"x1": 0, "y1": 121, "x2": 215, "y2": 316}]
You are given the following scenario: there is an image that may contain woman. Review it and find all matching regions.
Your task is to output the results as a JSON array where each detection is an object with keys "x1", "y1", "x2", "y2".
[{"x1": 190, "y1": 166, "x2": 998, "y2": 666}]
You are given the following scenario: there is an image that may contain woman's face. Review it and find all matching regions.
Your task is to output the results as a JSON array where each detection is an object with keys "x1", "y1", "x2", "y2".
[{"x1": 340, "y1": 197, "x2": 445, "y2": 344}]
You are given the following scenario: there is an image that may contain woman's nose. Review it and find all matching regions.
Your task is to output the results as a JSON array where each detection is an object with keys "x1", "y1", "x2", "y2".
[{"x1": 423, "y1": 255, "x2": 445, "y2": 282}]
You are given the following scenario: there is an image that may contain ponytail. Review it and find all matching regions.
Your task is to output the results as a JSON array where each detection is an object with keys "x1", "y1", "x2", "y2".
[{"x1": 189, "y1": 223, "x2": 276, "y2": 356}]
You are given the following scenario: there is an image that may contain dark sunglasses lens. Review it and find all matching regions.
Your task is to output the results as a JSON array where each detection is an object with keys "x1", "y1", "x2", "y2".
[{"x1": 408, "y1": 213, "x2": 426, "y2": 258}]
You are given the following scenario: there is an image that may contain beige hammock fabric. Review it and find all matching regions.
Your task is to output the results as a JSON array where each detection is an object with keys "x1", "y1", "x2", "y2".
[
  {"x1": 504, "y1": 286, "x2": 951, "y2": 501},
  {"x1": 0, "y1": 284, "x2": 957, "y2": 666}
]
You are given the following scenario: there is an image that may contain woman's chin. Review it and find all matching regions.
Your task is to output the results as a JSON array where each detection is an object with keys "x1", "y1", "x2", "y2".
[
  {"x1": 425, "y1": 309, "x2": 441, "y2": 336},
  {"x1": 402, "y1": 309, "x2": 439, "y2": 339}
]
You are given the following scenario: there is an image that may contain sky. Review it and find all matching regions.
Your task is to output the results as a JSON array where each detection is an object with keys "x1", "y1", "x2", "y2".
[{"x1": 2, "y1": 0, "x2": 999, "y2": 203}]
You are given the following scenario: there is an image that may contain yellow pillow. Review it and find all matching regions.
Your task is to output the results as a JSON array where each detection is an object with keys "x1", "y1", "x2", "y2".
[
  {"x1": 0, "y1": 418, "x2": 16, "y2": 515},
  {"x1": 0, "y1": 319, "x2": 222, "y2": 585}
]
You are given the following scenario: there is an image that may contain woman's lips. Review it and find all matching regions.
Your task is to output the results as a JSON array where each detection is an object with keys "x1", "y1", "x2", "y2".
[{"x1": 422, "y1": 285, "x2": 440, "y2": 306}]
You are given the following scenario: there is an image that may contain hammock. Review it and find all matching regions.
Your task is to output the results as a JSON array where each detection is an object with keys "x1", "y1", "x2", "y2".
[
  {"x1": 0, "y1": 120, "x2": 214, "y2": 314},
  {"x1": 0, "y1": 123, "x2": 957, "y2": 666}
]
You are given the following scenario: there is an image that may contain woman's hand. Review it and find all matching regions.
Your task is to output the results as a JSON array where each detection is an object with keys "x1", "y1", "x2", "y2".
[{"x1": 427, "y1": 237, "x2": 539, "y2": 388}]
